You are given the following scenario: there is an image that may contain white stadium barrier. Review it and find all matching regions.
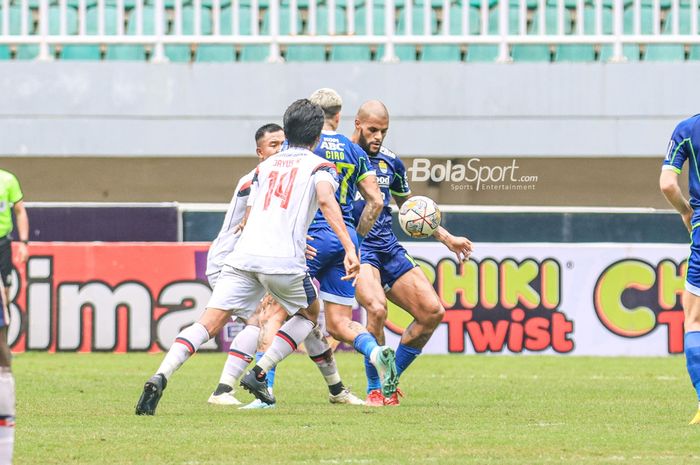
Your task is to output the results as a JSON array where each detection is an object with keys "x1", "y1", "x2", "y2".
[{"x1": 1, "y1": 0, "x2": 699, "y2": 62}]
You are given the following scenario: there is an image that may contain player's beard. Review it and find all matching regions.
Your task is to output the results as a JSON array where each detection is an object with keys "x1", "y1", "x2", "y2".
[{"x1": 358, "y1": 132, "x2": 380, "y2": 156}]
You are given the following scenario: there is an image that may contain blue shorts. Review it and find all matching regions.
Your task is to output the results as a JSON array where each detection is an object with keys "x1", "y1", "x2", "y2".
[
  {"x1": 360, "y1": 237, "x2": 417, "y2": 290},
  {"x1": 307, "y1": 223, "x2": 359, "y2": 306},
  {"x1": 688, "y1": 226, "x2": 700, "y2": 295}
]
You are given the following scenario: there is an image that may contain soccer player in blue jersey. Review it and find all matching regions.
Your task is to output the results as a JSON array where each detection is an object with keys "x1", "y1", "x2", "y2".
[
  {"x1": 306, "y1": 89, "x2": 399, "y2": 398},
  {"x1": 351, "y1": 100, "x2": 473, "y2": 406},
  {"x1": 659, "y1": 114, "x2": 700, "y2": 424}
]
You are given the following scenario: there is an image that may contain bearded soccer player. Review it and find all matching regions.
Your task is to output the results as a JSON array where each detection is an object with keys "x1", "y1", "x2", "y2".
[
  {"x1": 305, "y1": 88, "x2": 397, "y2": 399},
  {"x1": 352, "y1": 100, "x2": 473, "y2": 406},
  {"x1": 136, "y1": 99, "x2": 359, "y2": 415},
  {"x1": 659, "y1": 114, "x2": 700, "y2": 424}
]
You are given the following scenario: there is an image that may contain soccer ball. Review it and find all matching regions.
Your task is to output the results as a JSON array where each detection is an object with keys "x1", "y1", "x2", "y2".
[{"x1": 398, "y1": 196, "x2": 441, "y2": 239}]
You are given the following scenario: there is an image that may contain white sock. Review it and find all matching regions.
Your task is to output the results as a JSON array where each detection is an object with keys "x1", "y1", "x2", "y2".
[
  {"x1": 157, "y1": 323, "x2": 210, "y2": 380},
  {"x1": 218, "y1": 325, "x2": 260, "y2": 388},
  {"x1": 0, "y1": 369, "x2": 15, "y2": 465},
  {"x1": 304, "y1": 327, "x2": 341, "y2": 387},
  {"x1": 258, "y1": 315, "x2": 314, "y2": 372}
]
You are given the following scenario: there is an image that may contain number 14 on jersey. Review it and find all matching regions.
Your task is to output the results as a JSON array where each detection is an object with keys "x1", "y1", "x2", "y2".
[{"x1": 263, "y1": 168, "x2": 298, "y2": 210}]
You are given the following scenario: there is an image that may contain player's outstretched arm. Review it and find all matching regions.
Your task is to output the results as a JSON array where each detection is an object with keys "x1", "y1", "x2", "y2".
[
  {"x1": 316, "y1": 181, "x2": 360, "y2": 281},
  {"x1": 433, "y1": 226, "x2": 473, "y2": 263},
  {"x1": 660, "y1": 169, "x2": 693, "y2": 232},
  {"x1": 394, "y1": 193, "x2": 472, "y2": 263},
  {"x1": 355, "y1": 175, "x2": 383, "y2": 237}
]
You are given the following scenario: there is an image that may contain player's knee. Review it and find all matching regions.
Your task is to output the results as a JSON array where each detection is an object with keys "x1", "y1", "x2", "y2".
[
  {"x1": 326, "y1": 323, "x2": 343, "y2": 342},
  {"x1": 364, "y1": 298, "x2": 387, "y2": 323},
  {"x1": 421, "y1": 300, "x2": 445, "y2": 328}
]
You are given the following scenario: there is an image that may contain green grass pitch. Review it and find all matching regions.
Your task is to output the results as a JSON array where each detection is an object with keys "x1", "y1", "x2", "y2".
[{"x1": 12, "y1": 352, "x2": 700, "y2": 464}]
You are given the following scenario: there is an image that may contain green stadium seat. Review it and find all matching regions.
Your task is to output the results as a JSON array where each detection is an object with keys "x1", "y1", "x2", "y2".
[
  {"x1": 645, "y1": 5, "x2": 688, "y2": 61},
  {"x1": 555, "y1": 4, "x2": 605, "y2": 61},
  {"x1": 394, "y1": 2, "x2": 438, "y2": 61},
  {"x1": 63, "y1": 5, "x2": 121, "y2": 59},
  {"x1": 45, "y1": 6, "x2": 80, "y2": 59},
  {"x1": 241, "y1": 5, "x2": 301, "y2": 61},
  {"x1": 330, "y1": 5, "x2": 383, "y2": 61},
  {"x1": 467, "y1": 6, "x2": 518, "y2": 61},
  {"x1": 452, "y1": 0, "x2": 499, "y2": 8},
  {"x1": 105, "y1": 4, "x2": 150, "y2": 60},
  {"x1": 0, "y1": 5, "x2": 9, "y2": 58},
  {"x1": 196, "y1": 5, "x2": 240, "y2": 61},
  {"x1": 422, "y1": 4, "x2": 477, "y2": 61},
  {"x1": 67, "y1": 0, "x2": 97, "y2": 8},
  {"x1": 597, "y1": 5, "x2": 650, "y2": 61},
  {"x1": 165, "y1": 5, "x2": 212, "y2": 61},
  {"x1": 285, "y1": 5, "x2": 346, "y2": 61},
  {"x1": 511, "y1": 5, "x2": 571, "y2": 61},
  {"x1": 10, "y1": 4, "x2": 39, "y2": 60},
  {"x1": 510, "y1": 0, "x2": 538, "y2": 8}
]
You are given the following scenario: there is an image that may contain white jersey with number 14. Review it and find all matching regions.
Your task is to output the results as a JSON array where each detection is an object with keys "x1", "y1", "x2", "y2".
[{"x1": 227, "y1": 147, "x2": 339, "y2": 274}]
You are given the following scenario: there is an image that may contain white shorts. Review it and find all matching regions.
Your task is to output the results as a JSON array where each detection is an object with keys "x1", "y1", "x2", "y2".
[{"x1": 206, "y1": 265, "x2": 317, "y2": 319}]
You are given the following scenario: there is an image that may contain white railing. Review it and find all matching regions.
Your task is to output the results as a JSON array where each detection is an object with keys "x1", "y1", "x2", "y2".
[{"x1": 0, "y1": 0, "x2": 698, "y2": 62}]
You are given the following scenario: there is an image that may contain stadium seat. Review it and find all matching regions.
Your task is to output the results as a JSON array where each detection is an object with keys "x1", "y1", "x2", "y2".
[
  {"x1": 329, "y1": 4, "x2": 384, "y2": 61},
  {"x1": 394, "y1": 2, "x2": 439, "y2": 61},
  {"x1": 195, "y1": 5, "x2": 240, "y2": 61},
  {"x1": 165, "y1": 5, "x2": 213, "y2": 62},
  {"x1": 511, "y1": 5, "x2": 571, "y2": 61},
  {"x1": 105, "y1": 5, "x2": 151, "y2": 60},
  {"x1": 597, "y1": 5, "x2": 650, "y2": 61},
  {"x1": 285, "y1": 5, "x2": 346, "y2": 61},
  {"x1": 467, "y1": 6, "x2": 518, "y2": 61},
  {"x1": 240, "y1": 5, "x2": 301, "y2": 61},
  {"x1": 63, "y1": 5, "x2": 121, "y2": 60},
  {"x1": 47, "y1": 5, "x2": 81, "y2": 59},
  {"x1": 10, "y1": 3, "x2": 39, "y2": 60},
  {"x1": 645, "y1": 5, "x2": 688, "y2": 61},
  {"x1": 510, "y1": 0, "x2": 538, "y2": 8},
  {"x1": 421, "y1": 4, "x2": 477, "y2": 61},
  {"x1": 555, "y1": 5, "x2": 606, "y2": 61}
]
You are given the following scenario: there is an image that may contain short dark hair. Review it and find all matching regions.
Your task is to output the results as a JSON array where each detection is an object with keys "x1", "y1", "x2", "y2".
[
  {"x1": 283, "y1": 99, "x2": 324, "y2": 148},
  {"x1": 254, "y1": 123, "x2": 283, "y2": 144}
]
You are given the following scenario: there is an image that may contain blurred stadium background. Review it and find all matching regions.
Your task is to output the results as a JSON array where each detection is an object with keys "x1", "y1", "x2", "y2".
[
  {"x1": 1, "y1": 0, "x2": 697, "y2": 353},
  {"x1": 3, "y1": 1, "x2": 700, "y2": 463}
]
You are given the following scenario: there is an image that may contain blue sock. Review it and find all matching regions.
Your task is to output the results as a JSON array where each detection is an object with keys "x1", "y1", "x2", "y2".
[
  {"x1": 354, "y1": 333, "x2": 382, "y2": 393},
  {"x1": 396, "y1": 343, "x2": 422, "y2": 378},
  {"x1": 353, "y1": 333, "x2": 379, "y2": 359},
  {"x1": 686, "y1": 332, "x2": 700, "y2": 401},
  {"x1": 256, "y1": 351, "x2": 276, "y2": 389},
  {"x1": 364, "y1": 356, "x2": 381, "y2": 394}
]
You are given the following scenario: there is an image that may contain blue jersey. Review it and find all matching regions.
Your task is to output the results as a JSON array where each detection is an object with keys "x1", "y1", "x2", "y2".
[
  {"x1": 663, "y1": 114, "x2": 700, "y2": 224},
  {"x1": 352, "y1": 146, "x2": 411, "y2": 243},
  {"x1": 311, "y1": 130, "x2": 375, "y2": 227}
]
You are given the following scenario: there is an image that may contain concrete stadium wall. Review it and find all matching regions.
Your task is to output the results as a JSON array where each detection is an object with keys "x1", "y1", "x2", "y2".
[
  {"x1": 0, "y1": 61, "x2": 695, "y2": 158},
  {"x1": 0, "y1": 61, "x2": 693, "y2": 206}
]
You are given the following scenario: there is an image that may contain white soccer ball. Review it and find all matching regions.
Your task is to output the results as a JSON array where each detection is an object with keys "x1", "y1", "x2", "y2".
[{"x1": 398, "y1": 196, "x2": 442, "y2": 239}]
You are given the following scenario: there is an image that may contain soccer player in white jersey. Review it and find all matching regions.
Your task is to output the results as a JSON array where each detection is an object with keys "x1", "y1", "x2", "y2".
[
  {"x1": 136, "y1": 99, "x2": 360, "y2": 415},
  {"x1": 0, "y1": 287, "x2": 14, "y2": 465},
  {"x1": 205, "y1": 123, "x2": 284, "y2": 406},
  {"x1": 206, "y1": 123, "x2": 363, "y2": 408}
]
